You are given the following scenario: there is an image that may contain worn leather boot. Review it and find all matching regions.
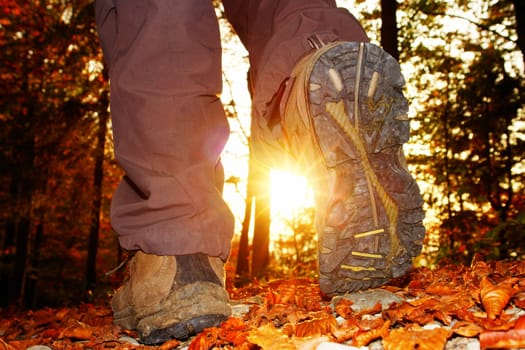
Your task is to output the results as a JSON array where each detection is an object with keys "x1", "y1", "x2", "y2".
[
  {"x1": 281, "y1": 41, "x2": 426, "y2": 295},
  {"x1": 111, "y1": 251, "x2": 231, "y2": 344}
]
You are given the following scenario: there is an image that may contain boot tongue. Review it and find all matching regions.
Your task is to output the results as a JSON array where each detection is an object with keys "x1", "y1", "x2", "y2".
[{"x1": 175, "y1": 253, "x2": 222, "y2": 286}]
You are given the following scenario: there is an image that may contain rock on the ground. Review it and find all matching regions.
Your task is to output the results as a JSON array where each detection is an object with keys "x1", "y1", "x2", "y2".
[{"x1": 331, "y1": 289, "x2": 404, "y2": 313}]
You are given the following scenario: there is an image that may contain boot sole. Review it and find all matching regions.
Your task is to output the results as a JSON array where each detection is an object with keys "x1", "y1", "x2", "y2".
[
  {"x1": 307, "y1": 42, "x2": 425, "y2": 295},
  {"x1": 141, "y1": 314, "x2": 228, "y2": 345}
]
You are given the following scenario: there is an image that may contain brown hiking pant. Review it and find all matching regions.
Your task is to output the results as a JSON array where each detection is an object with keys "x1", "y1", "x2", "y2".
[{"x1": 95, "y1": 0, "x2": 368, "y2": 260}]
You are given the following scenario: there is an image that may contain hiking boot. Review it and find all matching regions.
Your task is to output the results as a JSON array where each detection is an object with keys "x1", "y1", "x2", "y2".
[
  {"x1": 281, "y1": 41, "x2": 425, "y2": 295},
  {"x1": 111, "y1": 251, "x2": 231, "y2": 344}
]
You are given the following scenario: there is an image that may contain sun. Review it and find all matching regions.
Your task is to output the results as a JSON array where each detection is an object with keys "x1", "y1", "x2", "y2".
[{"x1": 270, "y1": 169, "x2": 315, "y2": 220}]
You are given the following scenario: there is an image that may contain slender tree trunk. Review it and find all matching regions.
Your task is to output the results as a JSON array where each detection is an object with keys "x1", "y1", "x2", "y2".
[
  {"x1": 2, "y1": 103, "x2": 35, "y2": 308},
  {"x1": 501, "y1": 115, "x2": 513, "y2": 222},
  {"x1": 1, "y1": 221, "x2": 16, "y2": 306},
  {"x1": 380, "y1": 0, "x2": 399, "y2": 60},
  {"x1": 14, "y1": 217, "x2": 30, "y2": 307},
  {"x1": 85, "y1": 91, "x2": 109, "y2": 294},
  {"x1": 235, "y1": 151, "x2": 271, "y2": 285},
  {"x1": 24, "y1": 220, "x2": 43, "y2": 308},
  {"x1": 235, "y1": 155, "x2": 254, "y2": 287},
  {"x1": 13, "y1": 134, "x2": 35, "y2": 307},
  {"x1": 251, "y1": 163, "x2": 270, "y2": 279},
  {"x1": 511, "y1": 0, "x2": 525, "y2": 64}
]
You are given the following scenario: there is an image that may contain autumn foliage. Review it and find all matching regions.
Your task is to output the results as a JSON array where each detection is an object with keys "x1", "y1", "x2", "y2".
[{"x1": 1, "y1": 259, "x2": 524, "y2": 349}]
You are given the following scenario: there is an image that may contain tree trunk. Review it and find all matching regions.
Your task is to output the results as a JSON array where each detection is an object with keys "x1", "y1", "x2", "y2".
[
  {"x1": 511, "y1": 0, "x2": 525, "y2": 64},
  {"x1": 24, "y1": 220, "x2": 43, "y2": 308},
  {"x1": 235, "y1": 157, "x2": 253, "y2": 287},
  {"x1": 14, "y1": 217, "x2": 30, "y2": 307},
  {"x1": 235, "y1": 151, "x2": 271, "y2": 285},
  {"x1": 13, "y1": 134, "x2": 35, "y2": 307},
  {"x1": 381, "y1": 0, "x2": 399, "y2": 60},
  {"x1": 251, "y1": 163, "x2": 270, "y2": 279},
  {"x1": 85, "y1": 91, "x2": 109, "y2": 295}
]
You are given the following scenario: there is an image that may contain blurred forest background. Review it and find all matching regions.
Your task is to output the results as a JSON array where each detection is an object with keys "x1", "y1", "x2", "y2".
[{"x1": 1, "y1": 0, "x2": 524, "y2": 309}]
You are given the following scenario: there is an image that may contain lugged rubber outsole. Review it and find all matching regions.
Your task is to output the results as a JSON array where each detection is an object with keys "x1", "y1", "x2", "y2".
[
  {"x1": 140, "y1": 314, "x2": 228, "y2": 345},
  {"x1": 306, "y1": 42, "x2": 425, "y2": 295}
]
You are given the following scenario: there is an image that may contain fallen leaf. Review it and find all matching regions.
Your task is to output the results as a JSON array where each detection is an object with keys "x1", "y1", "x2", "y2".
[
  {"x1": 383, "y1": 325, "x2": 450, "y2": 350},
  {"x1": 0, "y1": 338, "x2": 15, "y2": 350},
  {"x1": 451, "y1": 320, "x2": 483, "y2": 337},
  {"x1": 4, "y1": 339, "x2": 41, "y2": 350},
  {"x1": 294, "y1": 315, "x2": 336, "y2": 338},
  {"x1": 334, "y1": 298, "x2": 354, "y2": 319},
  {"x1": 293, "y1": 335, "x2": 331, "y2": 350},
  {"x1": 479, "y1": 277, "x2": 516, "y2": 319},
  {"x1": 479, "y1": 315, "x2": 525, "y2": 350},
  {"x1": 219, "y1": 317, "x2": 250, "y2": 346},
  {"x1": 158, "y1": 338, "x2": 181, "y2": 350},
  {"x1": 332, "y1": 319, "x2": 360, "y2": 343},
  {"x1": 354, "y1": 302, "x2": 382, "y2": 318},
  {"x1": 58, "y1": 322, "x2": 92, "y2": 340},
  {"x1": 247, "y1": 323, "x2": 296, "y2": 350},
  {"x1": 513, "y1": 291, "x2": 525, "y2": 309},
  {"x1": 353, "y1": 320, "x2": 390, "y2": 347},
  {"x1": 357, "y1": 315, "x2": 385, "y2": 331},
  {"x1": 385, "y1": 297, "x2": 442, "y2": 325},
  {"x1": 188, "y1": 327, "x2": 220, "y2": 350},
  {"x1": 55, "y1": 308, "x2": 70, "y2": 321},
  {"x1": 29, "y1": 309, "x2": 55, "y2": 328},
  {"x1": 425, "y1": 283, "x2": 457, "y2": 295}
]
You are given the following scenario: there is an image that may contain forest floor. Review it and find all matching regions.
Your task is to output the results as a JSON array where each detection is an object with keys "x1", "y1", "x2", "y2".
[{"x1": 1, "y1": 259, "x2": 525, "y2": 350}]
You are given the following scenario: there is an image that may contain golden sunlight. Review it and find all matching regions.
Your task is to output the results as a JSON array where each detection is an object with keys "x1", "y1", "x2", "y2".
[{"x1": 270, "y1": 170, "x2": 315, "y2": 235}]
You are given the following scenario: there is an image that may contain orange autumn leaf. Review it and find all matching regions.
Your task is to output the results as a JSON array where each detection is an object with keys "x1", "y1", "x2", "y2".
[
  {"x1": 158, "y1": 339, "x2": 181, "y2": 350},
  {"x1": 479, "y1": 315, "x2": 525, "y2": 350},
  {"x1": 247, "y1": 323, "x2": 296, "y2": 350},
  {"x1": 425, "y1": 283, "x2": 457, "y2": 295},
  {"x1": 5, "y1": 339, "x2": 43, "y2": 350},
  {"x1": 189, "y1": 327, "x2": 220, "y2": 350},
  {"x1": 406, "y1": 295, "x2": 436, "y2": 307},
  {"x1": 265, "y1": 287, "x2": 280, "y2": 309},
  {"x1": 455, "y1": 307, "x2": 517, "y2": 332},
  {"x1": 383, "y1": 325, "x2": 450, "y2": 350},
  {"x1": 385, "y1": 297, "x2": 442, "y2": 325},
  {"x1": 267, "y1": 279, "x2": 323, "y2": 311},
  {"x1": 518, "y1": 314, "x2": 525, "y2": 329},
  {"x1": 58, "y1": 324, "x2": 92, "y2": 340},
  {"x1": 479, "y1": 277, "x2": 516, "y2": 319},
  {"x1": 188, "y1": 333, "x2": 212, "y2": 350},
  {"x1": 451, "y1": 320, "x2": 483, "y2": 337},
  {"x1": 513, "y1": 291, "x2": 525, "y2": 309},
  {"x1": 355, "y1": 302, "x2": 383, "y2": 318},
  {"x1": 470, "y1": 260, "x2": 492, "y2": 279},
  {"x1": 332, "y1": 319, "x2": 360, "y2": 343},
  {"x1": 188, "y1": 317, "x2": 250, "y2": 349},
  {"x1": 0, "y1": 338, "x2": 16, "y2": 350},
  {"x1": 292, "y1": 335, "x2": 332, "y2": 349},
  {"x1": 220, "y1": 317, "x2": 250, "y2": 346},
  {"x1": 41, "y1": 328, "x2": 60, "y2": 338},
  {"x1": 334, "y1": 298, "x2": 354, "y2": 319},
  {"x1": 429, "y1": 292, "x2": 476, "y2": 326},
  {"x1": 357, "y1": 315, "x2": 386, "y2": 331},
  {"x1": 55, "y1": 308, "x2": 71, "y2": 321},
  {"x1": 294, "y1": 315, "x2": 337, "y2": 338},
  {"x1": 353, "y1": 320, "x2": 390, "y2": 347}
]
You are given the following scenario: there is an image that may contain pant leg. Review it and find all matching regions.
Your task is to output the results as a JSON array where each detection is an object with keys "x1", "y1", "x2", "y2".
[
  {"x1": 95, "y1": 0, "x2": 234, "y2": 260},
  {"x1": 223, "y1": 0, "x2": 369, "y2": 168}
]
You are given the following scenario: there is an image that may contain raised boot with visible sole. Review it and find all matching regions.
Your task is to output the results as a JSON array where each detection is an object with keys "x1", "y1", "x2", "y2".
[{"x1": 283, "y1": 41, "x2": 425, "y2": 295}]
